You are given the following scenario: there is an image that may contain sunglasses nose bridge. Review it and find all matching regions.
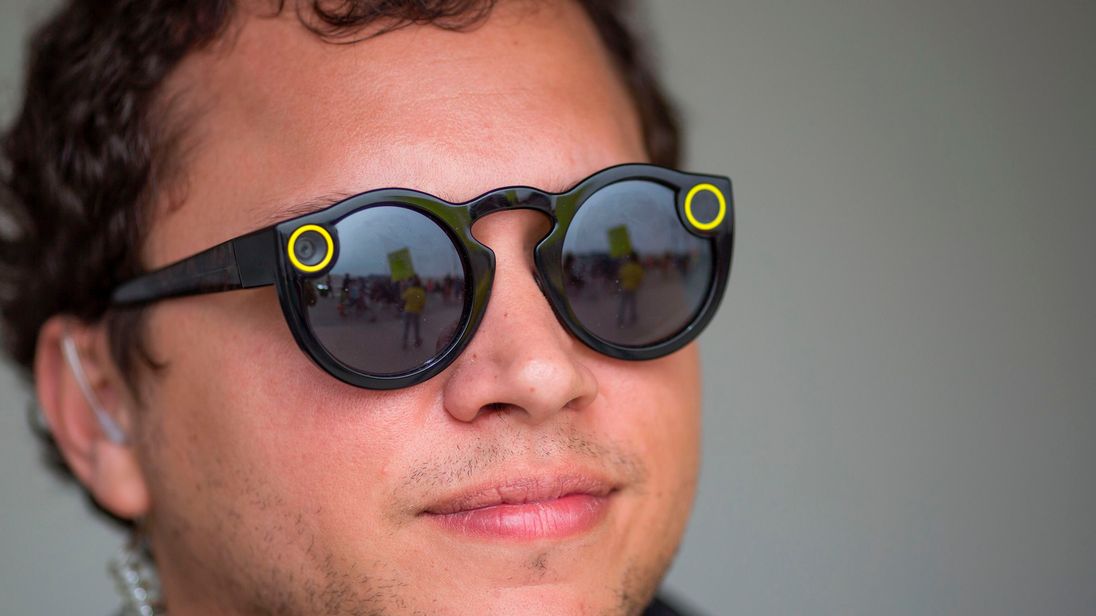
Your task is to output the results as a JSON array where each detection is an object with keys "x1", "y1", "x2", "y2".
[{"x1": 468, "y1": 188, "x2": 554, "y2": 222}]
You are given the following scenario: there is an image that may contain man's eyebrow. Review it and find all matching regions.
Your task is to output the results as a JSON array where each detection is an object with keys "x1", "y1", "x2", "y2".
[
  {"x1": 510, "y1": 172, "x2": 584, "y2": 196},
  {"x1": 539, "y1": 177, "x2": 582, "y2": 195},
  {"x1": 252, "y1": 194, "x2": 351, "y2": 227}
]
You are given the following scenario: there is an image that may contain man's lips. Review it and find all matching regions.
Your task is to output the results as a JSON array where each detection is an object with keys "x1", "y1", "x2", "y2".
[
  {"x1": 421, "y1": 475, "x2": 617, "y2": 540},
  {"x1": 422, "y1": 475, "x2": 615, "y2": 514}
]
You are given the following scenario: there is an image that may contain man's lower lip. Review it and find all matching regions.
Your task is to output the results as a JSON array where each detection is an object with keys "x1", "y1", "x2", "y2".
[{"x1": 425, "y1": 493, "x2": 610, "y2": 540}]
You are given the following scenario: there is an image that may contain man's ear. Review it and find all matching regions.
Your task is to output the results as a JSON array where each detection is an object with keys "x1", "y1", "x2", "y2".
[{"x1": 34, "y1": 316, "x2": 150, "y2": 520}]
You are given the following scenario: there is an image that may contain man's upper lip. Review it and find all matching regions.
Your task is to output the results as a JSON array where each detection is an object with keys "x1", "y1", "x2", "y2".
[{"x1": 422, "y1": 474, "x2": 615, "y2": 515}]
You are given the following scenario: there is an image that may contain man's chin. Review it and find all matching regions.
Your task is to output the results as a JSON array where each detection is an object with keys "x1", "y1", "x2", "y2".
[
  {"x1": 393, "y1": 531, "x2": 670, "y2": 616},
  {"x1": 421, "y1": 579, "x2": 657, "y2": 616}
]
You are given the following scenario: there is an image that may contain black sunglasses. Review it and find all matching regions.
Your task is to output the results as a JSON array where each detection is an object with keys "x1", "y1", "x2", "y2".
[{"x1": 112, "y1": 164, "x2": 734, "y2": 389}]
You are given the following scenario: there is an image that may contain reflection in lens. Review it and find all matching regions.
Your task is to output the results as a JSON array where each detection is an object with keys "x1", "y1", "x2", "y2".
[
  {"x1": 562, "y1": 180, "x2": 713, "y2": 347},
  {"x1": 298, "y1": 206, "x2": 467, "y2": 376}
]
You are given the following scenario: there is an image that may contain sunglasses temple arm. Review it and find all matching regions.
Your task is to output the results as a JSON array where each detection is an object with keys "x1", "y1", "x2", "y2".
[{"x1": 110, "y1": 228, "x2": 277, "y2": 306}]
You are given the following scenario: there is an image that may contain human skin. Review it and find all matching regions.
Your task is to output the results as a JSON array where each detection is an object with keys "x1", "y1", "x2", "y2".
[{"x1": 35, "y1": 1, "x2": 702, "y2": 614}]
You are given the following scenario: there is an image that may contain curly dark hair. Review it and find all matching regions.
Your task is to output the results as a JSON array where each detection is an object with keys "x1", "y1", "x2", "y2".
[{"x1": 0, "y1": 0, "x2": 681, "y2": 522}]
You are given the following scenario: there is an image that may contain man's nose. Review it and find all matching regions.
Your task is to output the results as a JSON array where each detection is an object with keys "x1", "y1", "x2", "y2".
[{"x1": 441, "y1": 210, "x2": 599, "y2": 424}]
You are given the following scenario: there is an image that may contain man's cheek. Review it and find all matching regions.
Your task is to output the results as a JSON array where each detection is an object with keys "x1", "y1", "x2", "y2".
[{"x1": 613, "y1": 361, "x2": 698, "y2": 438}]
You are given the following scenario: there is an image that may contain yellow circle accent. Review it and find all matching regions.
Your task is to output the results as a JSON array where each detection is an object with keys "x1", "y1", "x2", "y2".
[
  {"x1": 684, "y1": 183, "x2": 727, "y2": 231},
  {"x1": 287, "y1": 224, "x2": 334, "y2": 273}
]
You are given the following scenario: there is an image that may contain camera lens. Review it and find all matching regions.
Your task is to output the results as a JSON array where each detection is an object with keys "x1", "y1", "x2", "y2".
[{"x1": 293, "y1": 230, "x2": 328, "y2": 267}]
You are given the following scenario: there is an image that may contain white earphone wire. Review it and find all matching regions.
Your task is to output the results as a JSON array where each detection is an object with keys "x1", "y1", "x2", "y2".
[{"x1": 60, "y1": 333, "x2": 128, "y2": 445}]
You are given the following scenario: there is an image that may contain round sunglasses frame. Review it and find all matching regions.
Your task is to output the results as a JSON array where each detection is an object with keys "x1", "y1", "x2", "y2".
[{"x1": 112, "y1": 163, "x2": 734, "y2": 389}]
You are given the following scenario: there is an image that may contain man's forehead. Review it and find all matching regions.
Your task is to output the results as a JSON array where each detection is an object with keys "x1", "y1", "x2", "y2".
[
  {"x1": 165, "y1": 1, "x2": 612, "y2": 135},
  {"x1": 143, "y1": 0, "x2": 642, "y2": 268}
]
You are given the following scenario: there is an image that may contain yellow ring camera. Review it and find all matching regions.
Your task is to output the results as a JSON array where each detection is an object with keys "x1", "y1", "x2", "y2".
[
  {"x1": 684, "y1": 183, "x2": 727, "y2": 231},
  {"x1": 287, "y1": 224, "x2": 334, "y2": 273}
]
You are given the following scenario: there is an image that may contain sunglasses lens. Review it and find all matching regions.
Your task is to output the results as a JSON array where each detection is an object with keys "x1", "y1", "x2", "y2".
[
  {"x1": 561, "y1": 180, "x2": 714, "y2": 347},
  {"x1": 298, "y1": 206, "x2": 467, "y2": 376}
]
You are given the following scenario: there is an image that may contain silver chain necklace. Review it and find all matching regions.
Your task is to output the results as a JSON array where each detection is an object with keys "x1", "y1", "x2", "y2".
[{"x1": 108, "y1": 535, "x2": 165, "y2": 616}]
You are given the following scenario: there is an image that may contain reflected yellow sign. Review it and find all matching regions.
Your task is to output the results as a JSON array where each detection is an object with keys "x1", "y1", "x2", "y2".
[
  {"x1": 608, "y1": 225, "x2": 633, "y2": 259},
  {"x1": 388, "y1": 247, "x2": 416, "y2": 282}
]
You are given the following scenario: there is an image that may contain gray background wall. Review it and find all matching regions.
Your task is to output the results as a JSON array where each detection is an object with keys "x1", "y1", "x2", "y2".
[{"x1": 2, "y1": 1, "x2": 1094, "y2": 614}]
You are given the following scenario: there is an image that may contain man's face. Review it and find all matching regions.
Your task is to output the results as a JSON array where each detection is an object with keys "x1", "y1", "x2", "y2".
[{"x1": 131, "y1": 2, "x2": 701, "y2": 614}]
